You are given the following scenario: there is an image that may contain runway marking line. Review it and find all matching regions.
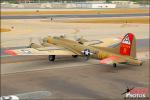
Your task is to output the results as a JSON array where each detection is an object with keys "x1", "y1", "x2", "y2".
[
  {"x1": 59, "y1": 17, "x2": 149, "y2": 24},
  {"x1": 2, "y1": 58, "x2": 149, "y2": 75},
  {"x1": 1, "y1": 61, "x2": 100, "y2": 75},
  {"x1": 1, "y1": 57, "x2": 47, "y2": 64}
]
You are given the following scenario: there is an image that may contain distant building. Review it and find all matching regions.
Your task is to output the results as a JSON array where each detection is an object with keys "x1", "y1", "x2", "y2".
[
  {"x1": 1, "y1": 0, "x2": 107, "y2": 3},
  {"x1": 111, "y1": 1, "x2": 134, "y2": 8},
  {"x1": 16, "y1": 0, "x2": 33, "y2": 3},
  {"x1": 92, "y1": 3, "x2": 116, "y2": 8}
]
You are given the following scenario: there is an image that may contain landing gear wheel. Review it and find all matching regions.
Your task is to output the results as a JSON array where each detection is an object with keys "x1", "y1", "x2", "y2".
[
  {"x1": 113, "y1": 63, "x2": 117, "y2": 68},
  {"x1": 48, "y1": 55, "x2": 55, "y2": 61},
  {"x1": 140, "y1": 62, "x2": 143, "y2": 66},
  {"x1": 85, "y1": 55, "x2": 90, "y2": 61},
  {"x1": 72, "y1": 55, "x2": 78, "y2": 58}
]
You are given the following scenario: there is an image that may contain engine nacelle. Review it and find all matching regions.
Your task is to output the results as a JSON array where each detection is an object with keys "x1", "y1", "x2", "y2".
[{"x1": 29, "y1": 43, "x2": 43, "y2": 48}]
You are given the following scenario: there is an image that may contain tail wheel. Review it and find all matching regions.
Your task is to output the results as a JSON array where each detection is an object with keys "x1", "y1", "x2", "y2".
[
  {"x1": 113, "y1": 63, "x2": 117, "y2": 68},
  {"x1": 72, "y1": 55, "x2": 78, "y2": 58},
  {"x1": 140, "y1": 62, "x2": 143, "y2": 66},
  {"x1": 48, "y1": 55, "x2": 55, "y2": 61}
]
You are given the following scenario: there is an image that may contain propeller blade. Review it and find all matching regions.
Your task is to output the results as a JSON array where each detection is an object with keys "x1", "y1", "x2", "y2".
[
  {"x1": 29, "y1": 38, "x2": 32, "y2": 44},
  {"x1": 38, "y1": 37, "x2": 43, "y2": 45},
  {"x1": 28, "y1": 38, "x2": 33, "y2": 48}
]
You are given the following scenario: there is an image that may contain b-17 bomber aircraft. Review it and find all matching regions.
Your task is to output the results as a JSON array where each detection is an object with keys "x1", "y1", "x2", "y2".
[{"x1": 4, "y1": 33, "x2": 143, "y2": 68}]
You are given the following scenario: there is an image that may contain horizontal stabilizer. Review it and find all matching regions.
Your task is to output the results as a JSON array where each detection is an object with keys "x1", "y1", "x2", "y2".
[{"x1": 100, "y1": 56, "x2": 126, "y2": 64}]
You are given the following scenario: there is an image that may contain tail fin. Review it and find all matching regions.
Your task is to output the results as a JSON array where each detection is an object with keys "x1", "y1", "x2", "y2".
[{"x1": 116, "y1": 33, "x2": 136, "y2": 58}]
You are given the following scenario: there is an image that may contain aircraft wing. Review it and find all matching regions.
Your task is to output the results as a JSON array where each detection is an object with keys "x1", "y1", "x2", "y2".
[
  {"x1": 4, "y1": 47, "x2": 80, "y2": 56},
  {"x1": 100, "y1": 56, "x2": 127, "y2": 64},
  {"x1": 89, "y1": 37, "x2": 122, "y2": 47}
]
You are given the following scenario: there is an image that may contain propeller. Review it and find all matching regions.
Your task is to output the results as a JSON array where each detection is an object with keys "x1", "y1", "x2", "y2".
[
  {"x1": 38, "y1": 37, "x2": 43, "y2": 45},
  {"x1": 28, "y1": 37, "x2": 46, "y2": 48},
  {"x1": 27, "y1": 38, "x2": 33, "y2": 48},
  {"x1": 37, "y1": 37, "x2": 51, "y2": 47},
  {"x1": 74, "y1": 35, "x2": 82, "y2": 41},
  {"x1": 74, "y1": 36, "x2": 88, "y2": 44},
  {"x1": 59, "y1": 34, "x2": 66, "y2": 38}
]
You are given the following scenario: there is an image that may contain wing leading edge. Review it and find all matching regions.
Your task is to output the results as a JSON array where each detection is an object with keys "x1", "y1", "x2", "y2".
[{"x1": 4, "y1": 47, "x2": 78, "y2": 56}]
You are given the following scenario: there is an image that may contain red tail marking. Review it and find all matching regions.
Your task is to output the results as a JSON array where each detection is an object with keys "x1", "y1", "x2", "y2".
[
  {"x1": 120, "y1": 33, "x2": 134, "y2": 56},
  {"x1": 4, "y1": 50, "x2": 17, "y2": 56}
]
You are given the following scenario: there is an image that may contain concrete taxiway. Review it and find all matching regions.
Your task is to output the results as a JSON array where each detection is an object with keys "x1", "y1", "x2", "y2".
[
  {"x1": 1, "y1": 39, "x2": 149, "y2": 99},
  {"x1": 1, "y1": 57, "x2": 149, "y2": 99},
  {"x1": 1, "y1": 13, "x2": 149, "y2": 19},
  {"x1": 1, "y1": 12, "x2": 149, "y2": 99}
]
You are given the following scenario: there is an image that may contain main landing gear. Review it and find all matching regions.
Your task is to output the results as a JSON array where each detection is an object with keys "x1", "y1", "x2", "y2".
[
  {"x1": 72, "y1": 55, "x2": 78, "y2": 58},
  {"x1": 113, "y1": 63, "x2": 117, "y2": 68},
  {"x1": 48, "y1": 55, "x2": 78, "y2": 62},
  {"x1": 48, "y1": 55, "x2": 55, "y2": 61},
  {"x1": 139, "y1": 62, "x2": 143, "y2": 66}
]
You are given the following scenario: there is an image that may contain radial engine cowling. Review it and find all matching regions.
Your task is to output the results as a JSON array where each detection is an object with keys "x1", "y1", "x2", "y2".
[{"x1": 29, "y1": 43, "x2": 43, "y2": 48}]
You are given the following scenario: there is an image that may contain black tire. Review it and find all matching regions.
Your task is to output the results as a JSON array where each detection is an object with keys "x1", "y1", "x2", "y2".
[
  {"x1": 48, "y1": 55, "x2": 55, "y2": 61},
  {"x1": 140, "y1": 62, "x2": 143, "y2": 66},
  {"x1": 72, "y1": 55, "x2": 78, "y2": 58},
  {"x1": 85, "y1": 55, "x2": 90, "y2": 61},
  {"x1": 113, "y1": 63, "x2": 117, "y2": 68}
]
